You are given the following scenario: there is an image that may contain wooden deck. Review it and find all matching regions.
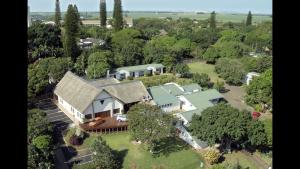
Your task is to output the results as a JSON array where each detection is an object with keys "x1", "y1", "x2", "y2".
[{"x1": 79, "y1": 117, "x2": 128, "y2": 133}]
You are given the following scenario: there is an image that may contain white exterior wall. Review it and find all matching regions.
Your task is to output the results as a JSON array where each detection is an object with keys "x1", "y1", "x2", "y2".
[
  {"x1": 175, "y1": 113, "x2": 189, "y2": 126},
  {"x1": 177, "y1": 125, "x2": 207, "y2": 149},
  {"x1": 117, "y1": 70, "x2": 130, "y2": 78},
  {"x1": 177, "y1": 95, "x2": 197, "y2": 111},
  {"x1": 83, "y1": 91, "x2": 124, "y2": 116},
  {"x1": 57, "y1": 96, "x2": 85, "y2": 123},
  {"x1": 161, "y1": 102, "x2": 180, "y2": 112}
]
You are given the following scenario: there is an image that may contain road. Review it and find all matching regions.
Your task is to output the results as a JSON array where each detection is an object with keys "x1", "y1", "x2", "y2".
[{"x1": 35, "y1": 98, "x2": 93, "y2": 168}]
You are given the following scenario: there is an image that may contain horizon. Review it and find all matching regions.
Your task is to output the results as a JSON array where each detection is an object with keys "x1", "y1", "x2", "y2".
[{"x1": 28, "y1": 0, "x2": 272, "y2": 14}]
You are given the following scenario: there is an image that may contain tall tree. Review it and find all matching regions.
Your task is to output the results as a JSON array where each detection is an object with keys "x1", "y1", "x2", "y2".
[
  {"x1": 127, "y1": 103, "x2": 175, "y2": 151},
  {"x1": 90, "y1": 136, "x2": 119, "y2": 169},
  {"x1": 100, "y1": 0, "x2": 107, "y2": 27},
  {"x1": 246, "y1": 11, "x2": 252, "y2": 26},
  {"x1": 54, "y1": 0, "x2": 61, "y2": 26},
  {"x1": 113, "y1": 0, "x2": 123, "y2": 31},
  {"x1": 64, "y1": 4, "x2": 80, "y2": 61},
  {"x1": 209, "y1": 11, "x2": 216, "y2": 29}
]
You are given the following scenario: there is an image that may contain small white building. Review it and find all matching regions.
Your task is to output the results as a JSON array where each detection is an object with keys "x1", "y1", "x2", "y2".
[
  {"x1": 115, "y1": 64, "x2": 165, "y2": 80},
  {"x1": 245, "y1": 72, "x2": 260, "y2": 85},
  {"x1": 54, "y1": 71, "x2": 151, "y2": 124}
]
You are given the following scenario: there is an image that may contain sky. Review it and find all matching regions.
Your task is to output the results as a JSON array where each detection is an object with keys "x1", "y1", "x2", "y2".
[{"x1": 28, "y1": 0, "x2": 272, "y2": 14}]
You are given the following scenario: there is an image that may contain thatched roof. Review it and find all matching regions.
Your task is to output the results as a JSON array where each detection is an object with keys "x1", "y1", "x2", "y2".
[
  {"x1": 54, "y1": 71, "x2": 102, "y2": 113},
  {"x1": 103, "y1": 81, "x2": 152, "y2": 104},
  {"x1": 54, "y1": 71, "x2": 151, "y2": 113}
]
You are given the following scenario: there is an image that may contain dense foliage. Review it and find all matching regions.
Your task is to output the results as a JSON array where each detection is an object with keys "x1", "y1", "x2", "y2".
[
  {"x1": 113, "y1": 0, "x2": 123, "y2": 31},
  {"x1": 100, "y1": 0, "x2": 107, "y2": 27},
  {"x1": 127, "y1": 104, "x2": 175, "y2": 151},
  {"x1": 86, "y1": 51, "x2": 112, "y2": 79},
  {"x1": 111, "y1": 28, "x2": 144, "y2": 66},
  {"x1": 28, "y1": 109, "x2": 54, "y2": 169},
  {"x1": 64, "y1": 4, "x2": 80, "y2": 61},
  {"x1": 245, "y1": 68, "x2": 272, "y2": 110},
  {"x1": 90, "y1": 136, "x2": 119, "y2": 169},
  {"x1": 192, "y1": 73, "x2": 211, "y2": 88},
  {"x1": 215, "y1": 58, "x2": 246, "y2": 85},
  {"x1": 189, "y1": 104, "x2": 267, "y2": 152},
  {"x1": 28, "y1": 23, "x2": 63, "y2": 63}
]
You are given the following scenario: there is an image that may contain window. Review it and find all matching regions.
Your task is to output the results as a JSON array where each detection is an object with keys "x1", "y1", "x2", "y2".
[
  {"x1": 100, "y1": 100, "x2": 104, "y2": 104},
  {"x1": 85, "y1": 114, "x2": 92, "y2": 119}
]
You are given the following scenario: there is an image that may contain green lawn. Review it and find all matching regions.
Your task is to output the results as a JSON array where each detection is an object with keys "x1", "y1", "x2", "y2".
[
  {"x1": 188, "y1": 61, "x2": 224, "y2": 83},
  {"x1": 69, "y1": 131, "x2": 204, "y2": 169},
  {"x1": 221, "y1": 151, "x2": 258, "y2": 169}
]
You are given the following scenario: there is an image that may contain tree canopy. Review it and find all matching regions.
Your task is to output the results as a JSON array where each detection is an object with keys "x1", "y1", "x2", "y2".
[
  {"x1": 245, "y1": 68, "x2": 272, "y2": 109},
  {"x1": 189, "y1": 104, "x2": 267, "y2": 151},
  {"x1": 86, "y1": 51, "x2": 112, "y2": 79},
  {"x1": 111, "y1": 28, "x2": 144, "y2": 66},
  {"x1": 215, "y1": 58, "x2": 246, "y2": 85},
  {"x1": 127, "y1": 103, "x2": 175, "y2": 150}
]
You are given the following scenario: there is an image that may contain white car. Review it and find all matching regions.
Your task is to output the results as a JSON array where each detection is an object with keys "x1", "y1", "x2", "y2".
[{"x1": 116, "y1": 114, "x2": 127, "y2": 122}]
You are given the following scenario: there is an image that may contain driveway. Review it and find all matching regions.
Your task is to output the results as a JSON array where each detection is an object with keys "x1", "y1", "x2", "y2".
[
  {"x1": 35, "y1": 98, "x2": 93, "y2": 168},
  {"x1": 222, "y1": 84, "x2": 254, "y2": 112}
]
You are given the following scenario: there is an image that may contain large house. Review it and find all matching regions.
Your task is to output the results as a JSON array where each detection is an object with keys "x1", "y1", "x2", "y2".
[
  {"x1": 53, "y1": 71, "x2": 151, "y2": 125},
  {"x1": 114, "y1": 64, "x2": 165, "y2": 80}
]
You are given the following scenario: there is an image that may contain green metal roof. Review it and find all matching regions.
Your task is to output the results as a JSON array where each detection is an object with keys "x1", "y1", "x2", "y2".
[
  {"x1": 182, "y1": 83, "x2": 202, "y2": 93},
  {"x1": 179, "y1": 89, "x2": 224, "y2": 122},
  {"x1": 162, "y1": 84, "x2": 184, "y2": 96},
  {"x1": 116, "y1": 64, "x2": 164, "y2": 72},
  {"x1": 148, "y1": 86, "x2": 180, "y2": 106}
]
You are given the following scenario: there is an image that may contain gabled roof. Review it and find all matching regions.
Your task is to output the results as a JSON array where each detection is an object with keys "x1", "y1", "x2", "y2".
[
  {"x1": 103, "y1": 81, "x2": 152, "y2": 104},
  {"x1": 162, "y1": 84, "x2": 184, "y2": 96},
  {"x1": 54, "y1": 71, "x2": 151, "y2": 112},
  {"x1": 148, "y1": 85, "x2": 180, "y2": 106},
  {"x1": 116, "y1": 64, "x2": 164, "y2": 72},
  {"x1": 54, "y1": 71, "x2": 102, "y2": 113}
]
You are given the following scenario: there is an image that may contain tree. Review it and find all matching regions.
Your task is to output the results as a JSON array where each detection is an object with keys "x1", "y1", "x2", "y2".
[
  {"x1": 32, "y1": 135, "x2": 52, "y2": 150},
  {"x1": 28, "y1": 23, "x2": 63, "y2": 63},
  {"x1": 213, "y1": 80, "x2": 225, "y2": 92},
  {"x1": 245, "y1": 68, "x2": 272, "y2": 110},
  {"x1": 86, "y1": 51, "x2": 112, "y2": 79},
  {"x1": 74, "y1": 51, "x2": 89, "y2": 76},
  {"x1": 127, "y1": 103, "x2": 175, "y2": 151},
  {"x1": 28, "y1": 64, "x2": 49, "y2": 98},
  {"x1": 111, "y1": 28, "x2": 144, "y2": 66},
  {"x1": 143, "y1": 36, "x2": 177, "y2": 64},
  {"x1": 203, "y1": 47, "x2": 220, "y2": 64},
  {"x1": 213, "y1": 40, "x2": 250, "y2": 59},
  {"x1": 256, "y1": 56, "x2": 272, "y2": 73},
  {"x1": 209, "y1": 11, "x2": 216, "y2": 29},
  {"x1": 215, "y1": 58, "x2": 246, "y2": 85},
  {"x1": 192, "y1": 73, "x2": 211, "y2": 88},
  {"x1": 113, "y1": 0, "x2": 123, "y2": 31},
  {"x1": 246, "y1": 11, "x2": 252, "y2": 26},
  {"x1": 28, "y1": 109, "x2": 53, "y2": 142},
  {"x1": 203, "y1": 149, "x2": 221, "y2": 164},
  {"x1": 64, "y1": 5, "x2": 80, "y2": 61},
  {"x1": 90, "y1": 136, "x2": 118, "y2": 169},
  {"x1": 54, "y1": 0, "x2": 61, "y2": 26},
  {"x1": 189, "y1": 104, "x2": 267, "y2": 152},
  {"x1": 247, "y1": 120, "x2": 267, "y2": 146},
  {"x1": 175, "y1": 63, "x2": 190, "y2": 78},
  {"x1": 100, "y1": 0, "x2": 107, "y2": 27}
]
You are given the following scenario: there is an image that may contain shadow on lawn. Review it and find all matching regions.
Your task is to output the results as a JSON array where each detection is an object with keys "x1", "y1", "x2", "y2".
[
  {"x1": 151, "y1": 137, "x2": 189, "y2": 158},
  {"x1": 113, "y1": 149, "x2": 128, "y2": 169}
]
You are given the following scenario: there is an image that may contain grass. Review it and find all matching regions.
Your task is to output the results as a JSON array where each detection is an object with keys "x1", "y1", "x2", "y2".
[
  {"x1": 66, "y1": 131, "x2": 204, "y2": 169},
  {"x1": 221, "y1": 151, "x2": 258, "y2": 169},
  {"x1": 188, "y1": 61, "x2": 224, "y2": 83}
]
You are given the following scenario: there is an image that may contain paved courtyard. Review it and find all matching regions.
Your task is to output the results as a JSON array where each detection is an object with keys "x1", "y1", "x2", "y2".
[{"x1": 222, "y1": 84, "x2": 254, "y2": 112}]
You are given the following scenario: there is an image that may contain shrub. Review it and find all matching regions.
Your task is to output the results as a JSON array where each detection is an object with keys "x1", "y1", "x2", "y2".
[
  {"x1": 203, "y1": 149, "x2": 221, "y2": 165},
  {"x1": 154, "y1": 71, "x2": 160, "y2": 75},
  {"x1": 127, "y1": 76, "x2": 134, "y2": 80},
  {"x1": 192, "y1": 73, "x2": 211, "y2": 88},
  {"x1": 145, "y1": 71, "x2": 152, "y2": 77},
  {"x1": 69, "y1": 135, "x2": 83, "y2": 146},
  {"x1": 213, "y1": 80, "x2": 225, "y2": 92}
]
